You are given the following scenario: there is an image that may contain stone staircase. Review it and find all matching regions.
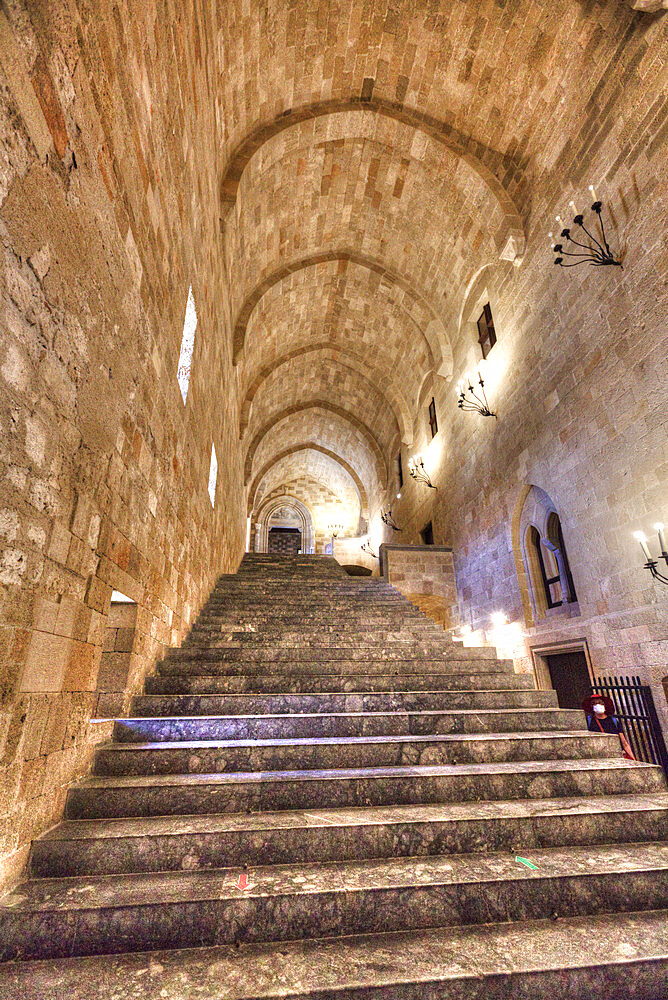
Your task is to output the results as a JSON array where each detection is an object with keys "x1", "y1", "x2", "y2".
[{"x1": 0, "y1": 552, "x2": 666, "y2": 998}]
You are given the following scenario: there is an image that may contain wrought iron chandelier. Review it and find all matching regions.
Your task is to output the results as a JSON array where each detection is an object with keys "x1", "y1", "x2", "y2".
[
  {"x1": 634, "y1": 525, "x2": 668, "y2": 585},
  {"x1": 408, "y1": 455, "x2": 437, "y2": 489},
  {"x1": 550, "y1": 187, "x2": 622, "y2": 269},
  {"x1": 361, "y1": 541, "x2": 378, "y2": 559},
  {"x1": 456, "y1": 365, "x2": 496, "y2": 419},
  {"x1": 381, "y1": 509, "x2": 402, "y2": 531},
  {"x1": 328, "y1": 523, "x2": 343, "y2": 538}
]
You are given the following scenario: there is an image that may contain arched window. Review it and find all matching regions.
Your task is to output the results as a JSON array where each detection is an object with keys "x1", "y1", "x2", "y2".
[
  {"x1": 546, "y1": 512, "x2": 578, "y2": 604},
  {"x1": 517, "y1": 486, "x2": 580, "y2": 623}
]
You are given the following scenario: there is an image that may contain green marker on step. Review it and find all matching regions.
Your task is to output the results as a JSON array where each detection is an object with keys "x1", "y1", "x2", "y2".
[{"x1": 515, "y1": 856, "x2": 538, "y2": 869}]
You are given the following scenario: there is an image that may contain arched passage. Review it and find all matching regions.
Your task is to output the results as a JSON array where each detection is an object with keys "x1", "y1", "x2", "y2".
[{"x1": 243, "y1": 402, "x2": 389, "y2": 489}]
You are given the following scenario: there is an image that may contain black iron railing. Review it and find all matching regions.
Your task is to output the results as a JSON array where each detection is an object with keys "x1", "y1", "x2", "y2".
[{"x1": 592, "y1": 675, "x2": 668, "y2": 775}]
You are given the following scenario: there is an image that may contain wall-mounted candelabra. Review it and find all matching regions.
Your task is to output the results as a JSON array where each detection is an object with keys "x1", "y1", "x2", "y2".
[
  {"x1": 328, "y1": 524, "x2": 343, "y2": 538},
  {"x1": 381, "y1": 509, "x2": 402, "y2": 531},
  {"x1": 456, "y1": 365, "x2": 496, "y2": 419},
  {"x1": 408, "y1": 455, "x2": 437, "y2": 490},
  {"x1": 634, "y1": 524, "x2": 668, "y2": 585},
  {"x1": 361, "y1": 541, "x2": 378, "y2": 559},
  {"x1": 550, "y1": 186, "x2": 623, "y2": 269}
]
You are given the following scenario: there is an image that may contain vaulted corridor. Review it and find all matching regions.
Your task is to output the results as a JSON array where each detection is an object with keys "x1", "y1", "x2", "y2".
[{"x1": 0, "y1": 0, "x2": 667, "y2": 995}]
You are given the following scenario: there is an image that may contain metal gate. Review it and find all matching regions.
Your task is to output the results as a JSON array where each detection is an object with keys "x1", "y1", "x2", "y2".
[{"x1": 591, "y1": 675, "x2": 668, "y2": 775}]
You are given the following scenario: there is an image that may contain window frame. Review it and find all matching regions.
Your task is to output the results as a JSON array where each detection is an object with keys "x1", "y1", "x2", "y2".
[
  {"x1": 477, "y1": 302, "x2": 497, "y2": 359},
  {"x1": 428, "y1": 397, "x2": 438, "y2": 438}
]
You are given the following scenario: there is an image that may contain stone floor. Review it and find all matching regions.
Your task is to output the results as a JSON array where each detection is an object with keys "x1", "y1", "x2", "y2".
[{"x1": 0, "y1": 553, "x2": 666, "y2": 997}]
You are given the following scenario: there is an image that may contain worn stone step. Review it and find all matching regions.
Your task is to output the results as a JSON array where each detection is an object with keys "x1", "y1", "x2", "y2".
[
  {"x1": 32, "y1": 794, "x2": 668, "y2": 877},
  {"x1": 157, "y1": 657, "x2": 512, "y2": 677},
  {"x1": 111, "y1": 707, "x2": 584, "y2": 743},
  {"x1": 90, "y1": 729, "x2": 618, "y2": 778},
  {"x1": 2, "y1": 844, "x2": 666, "y2": 962},
  {"x1": 1, "y1": 908, "x2": 665, "y2": 998},
  {"x1": 130, "y1": 689, "x2": 556, "y2": 717},
  {"x1": 164, "y1": 644, "x2": 500, "y2": 661},
  {"x1": 144, "y1": 671, "x2": 537, "y2": 694},
  {"x1": 184, "y1": 629, "x2": 449, "y2": 645},
  {"x1": 78, "y1": 758, "x2": 663, "y2": 817}
]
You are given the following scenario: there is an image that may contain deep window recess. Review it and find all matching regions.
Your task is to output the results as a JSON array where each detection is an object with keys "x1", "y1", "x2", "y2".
[
  {"x1": 477, "y1": 302, "x2": 497, "y2": 359},
  {"x1": 428, "y1": 397, "x2": 438, "y2": 438},
  {"x1": 421, "y1": 521, "x2": 434, "y2": 545},
  {"x1": 208, "y1": 444, "x2": 218, "y2": 507},
  {"x1": 397, "y1": 450, "x2": 403, "y2": 489},
  {"x1": 177, "y1": 286, "x2": 198, "y2": 404}
]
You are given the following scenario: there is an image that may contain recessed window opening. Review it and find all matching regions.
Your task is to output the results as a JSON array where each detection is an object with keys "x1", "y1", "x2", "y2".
[
  {"x1": 208, "y1": 444, "x2": 218, "y2": 507},
  {"x1": 477, "y1": 302, "x2": 497, "y2": 359},
  {"x1": 177, "y1": 285, "x2": 198, "y2": 404},
  {"x1": 111, "y1": 590, "x2": 135, "y2": 603},
  {"x1": 421, "y1": 521, "x2": 434, "y2": 545},
  {"x1": 428, "y1": 397, "x2": 438, "y2": 438},
  {"x1": 397, "y1": 450, "x2": 403, "y2": 489}
]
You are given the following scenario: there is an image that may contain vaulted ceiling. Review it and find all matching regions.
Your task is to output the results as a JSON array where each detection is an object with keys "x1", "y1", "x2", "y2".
[{"x1": 208, "y1": 0, "x2": 652, "y2": 537}]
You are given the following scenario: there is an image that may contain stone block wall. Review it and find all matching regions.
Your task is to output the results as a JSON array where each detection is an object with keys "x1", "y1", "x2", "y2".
[
  {"x1": 380, "y1": 545, "x2": 458, "y2": 631},
  {"x1": 0, "y1": 1, "x2": 245, "y2": 892}
]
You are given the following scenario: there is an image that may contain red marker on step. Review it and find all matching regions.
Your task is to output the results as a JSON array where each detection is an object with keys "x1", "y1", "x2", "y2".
[{"x1": 235, "y1": 873, "x2": 249, "y2": 890}]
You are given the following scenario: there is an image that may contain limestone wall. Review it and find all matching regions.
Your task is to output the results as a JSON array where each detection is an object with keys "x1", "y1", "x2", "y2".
[
  {"x1": 379, "y1": 545, "x2": 458, "y2": 631},
  {"x1": 0, "y1": 2, "x2": 244, "y2": 892}
]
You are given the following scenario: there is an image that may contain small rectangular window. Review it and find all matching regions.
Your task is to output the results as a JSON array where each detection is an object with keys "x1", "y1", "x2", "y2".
[
  {"x1": 421, "y1": 521, "x2": 434, "y2": 545},
  {"x1": 177, "y1": 286, "x2": 198, "y2": 404},
  {"x1": 428, "y1": 397, "x2": 438, "y2": 438},
  {"x1": 397, "y1": 450, "x2": 403, "y2": 488},
  {"x1": 477, "y1": 302, "x2": 497, "y2": 359},
  {"x1": 208, "y1": 444, "x2": 218, "y2": 507}
]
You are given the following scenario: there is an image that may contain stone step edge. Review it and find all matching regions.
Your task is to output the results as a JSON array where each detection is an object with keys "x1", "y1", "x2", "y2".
[
  {"x1": 6, "y1": 842, "x2": 667, "y2": 913},
  {"x1": 81, "y1": 755, "x2": 643, "y2": 783},
  {"x1": 39, "y1": 792, "x2": 668, "y2": 841},
  {"x1": 0, "y1": 909, "x2": 665, "y2": 998},
  {"x1": 90, "y1": 729, "x2": 612, "y2": 752},
  {"x1": 116, "y1": 706, "x2": 567, "y2": 724}
]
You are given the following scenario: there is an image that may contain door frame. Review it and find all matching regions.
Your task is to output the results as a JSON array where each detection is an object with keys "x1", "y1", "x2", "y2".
[{"x1": 530, "y1": 638, "x2": 595, "y2": 695}]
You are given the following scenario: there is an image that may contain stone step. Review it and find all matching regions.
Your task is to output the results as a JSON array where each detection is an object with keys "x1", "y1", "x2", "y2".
[
  {"x1": 185, "y1": 627, "x2": 448, "y2": 643},
  {"x1": 3, "y1": 909, "x2": 664, "y2": 1000},
  {"x1": 91, "y1": 729, "x2": 619, "y2": 777},
  {"x1": 32, "y1": 793, "x2": 668, "y2": 877},
  {"x1": 130, "y1": 689, "x2": 556, "y2": 717},
  {"x1": 2, "y1": 844, "x2": 666, "y2": 962},
  {"x1": 111, "y1": 707, "x2": 585, "y2": 742},
  {"x1": 144, "y1": 671, "x2": 537, "y2": 694},
  {"x1": 164, "y1": 644, "x2": 500, "y2": 661},
  {"x1": 77, "y1": 758, "x2": 663, "y2": 817},
  {"x1": 158, "y1": 657, "x2": 510, "y2": 676}
]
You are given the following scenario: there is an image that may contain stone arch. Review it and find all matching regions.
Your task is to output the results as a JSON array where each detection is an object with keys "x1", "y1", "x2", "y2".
[
  {"x1": 254, "y1": 494, "x2": 315, "y2": 554},
  {"x1": 239, "y1": 344, "x2": 414, "y2": 445},
  {"x1": 220, "y1": 98, "x2": 525, "y2": 262},
  {"x1": 248, "y1": 443, "x2": 369, "y2": 522},
  {"x1": 243, "y1": 401, "x2": 389, "y2": 487},
  {"x1": 514, "y1": 485, "x2": 580, "y2": 625},
  {"x1": 231, "y1": 250, "x2": 452, "y2": 377}
]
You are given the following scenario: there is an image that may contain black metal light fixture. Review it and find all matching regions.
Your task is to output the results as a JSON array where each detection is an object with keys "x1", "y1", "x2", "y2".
[
  {"x1": 361, "y1": 541, "x2": 378, "y2": 559},
  {"x1": 634, "y1": 524, "x2": 668, "y2": 585},
  {"x1": 550, "y1": 187, "x2": 622, "y2": 269},
  {"x1": 455, "y1": 362, "x2": 496, "y2": 419},
  {"x1": 381, "y1": 509, "x2": 402, "y2": 531},
  {"x1": 328, "y1": 523, "x2": 343, "y2": 538},
  {"x1": 408, "y1": 455, "x2": 437, "y2": 490}
]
